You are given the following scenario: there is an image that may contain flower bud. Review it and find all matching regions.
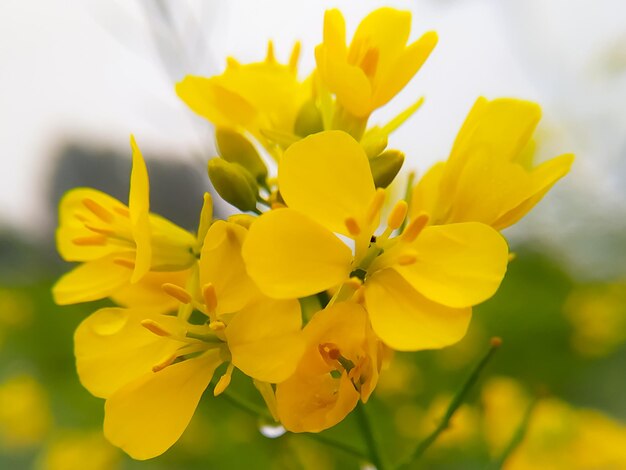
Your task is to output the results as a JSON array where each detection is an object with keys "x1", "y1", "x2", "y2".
[
  {"x1": 215, "y1": 128, "x2": 268, "y2": 183},
  {"x1": 207, "y1": 158, "x2": 258, "y2": 212},
  {"x1": 361, "y1": 132, "x2": 388, "y2": 159},
  {"x1": 294, "y1": 100, "x2": 324, "y2": 137},
  {"x1": 369, "y1": 149, "x2": 404, "y2": 188}
]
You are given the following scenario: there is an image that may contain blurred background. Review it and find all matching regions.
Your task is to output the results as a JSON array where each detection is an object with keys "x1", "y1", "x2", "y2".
[{"x1": 0, "y1": 0, "x2": 625, "y2": 468}]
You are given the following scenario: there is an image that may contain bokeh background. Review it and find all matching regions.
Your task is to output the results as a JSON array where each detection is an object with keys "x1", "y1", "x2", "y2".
[{"x1": 1, "y1": 0, "x2": 625, "y2": 468}]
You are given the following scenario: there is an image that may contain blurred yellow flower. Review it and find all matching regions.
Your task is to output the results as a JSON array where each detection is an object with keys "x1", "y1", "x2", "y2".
[
  {"x1": 411, "y1": 98, "x2": 574, "y2": 230},
  {"x1": 276, "y1": 302, "x2": 381, "y2": 433},
  {"x1": 53, "y1": 136, "x2": 196, "y2": 305},
  {"x1": 0, "y1": 375, "x2": 51, "y2": 449},
  {"x1": 243, "y1": 130, "x2": 508, "y2": 351},
  {"x1": 36, "y1": 431, "x2": 120, "y2": 470},
  {"x1": 315, "y1": 8, "x2": 437, "y2": 119}
]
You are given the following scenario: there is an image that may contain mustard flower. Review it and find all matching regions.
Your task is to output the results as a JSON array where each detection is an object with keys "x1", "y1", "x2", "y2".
[
  {"x1": 410, "y1": 97, "x2": 574, "y2": 230},
  {"x1": 74, "y1": 220, "x2": 303, "y2": 459},
  {"x1": 243, "y1": 130, "x2": 508, "y2": 351},
  {"x1": 53, "y1": 136, "x2": 196, "y2": 305},
  {"x1": 315, "y1": 8, "x2": 437, "y2": 119}
]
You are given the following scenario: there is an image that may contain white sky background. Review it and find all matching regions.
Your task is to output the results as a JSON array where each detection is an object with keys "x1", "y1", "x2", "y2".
[{"x1": 0, "y1": 0, "x2": 625, "y2": 277}]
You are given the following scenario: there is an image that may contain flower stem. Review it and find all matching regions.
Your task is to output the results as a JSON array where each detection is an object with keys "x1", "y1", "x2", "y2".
[
  {"x1": 355, "y1": 401, "x2": 387, "y2": 470},
  {"x1": 397, "y1": 337, "x2": 502, "y2": 469}
]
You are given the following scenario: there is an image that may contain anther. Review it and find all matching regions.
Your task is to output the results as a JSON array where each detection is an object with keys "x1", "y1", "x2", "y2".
[
  {"x1": 141, "y1": 319, "x2": 171, "y2": 337},
  {"x1": 82, "y1": 198, "x2": 114, "y2": 223},
  {"x1": 202, "y1": 283, "x2": 218, "y2": 312},
  {"x1": 113, "y1": 258, "x2": 135, "y2": 269},
  {"x1": 209, "y1": 320, "x2": 226, "y2": 331},
  {"x1": 344, "y1": 277, "x2": 363, "y2": 290},
  {"x1": 84, "y1": 224, "x2": 115, "y2": 236},
  {"x1": 162, "y1": 283, "x2": 192, "y2": 304},
  {"x1": 366, "y1": 189, "x2": 386, "y2": 225},
  {"x1": 152, "y1": 353, "x2": 177, "y2": 372},
  {"x1": 113, "y1": 207, "x2": 130, "y2": 217},
  {"x1": 213, "y1": 363, "x2": 234, "y2": 396},
  {"x1": 397, "y1": 251, "x2": 418, "y2": 266},
  {"x1": 72, "y1": 235, "x2": 107, "y2": 246},
  {"x1": 401, "y1": 212, "x2": 430, "y2": 243},
  {"x1": 344, "y1": 217, "x2": 361, "y2": 237},
  {"x1": 387, "y1": 200, "x2": 408, "y2": 230}
]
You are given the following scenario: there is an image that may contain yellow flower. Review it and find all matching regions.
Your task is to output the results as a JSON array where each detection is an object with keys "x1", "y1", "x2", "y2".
[
  {"x1": 74, "y1": 220, "x2": 303, "y2": 459},
  {"x1": 53, "y1": 136, "x2": 196, "y2": 305},
  {"x1": 176, "y1": 42, "x2": 309, "y2": 151},
  {"x1": 315, "y1": 8, "x2": 437, "y2": 119},
  {"x1": 411, "y1": 98, "x2": 574, "y2": 230},
  {"x1": 276, "y1": 302, "x2": 381, "y2": 433},
  {"x1": 36, "y1": 431, "x2": 120, "y2": 470},
  {"x1": 243, "y1": 130, "x2": 508, "y2": 351}
]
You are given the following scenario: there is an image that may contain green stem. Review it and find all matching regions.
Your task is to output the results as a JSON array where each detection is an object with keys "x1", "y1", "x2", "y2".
[
  {"x1": 304, "y1": 433, "x2": 370, "y2": 462},
  {"x1": 355, "y1": 401, "x2": 387, "y2": 470},
  {"x1": 490, "y1": 397, "x2": 537, "y2": 469},
  {"x1": 397, "y1": 338, "x2": 502, "y2": 469}
]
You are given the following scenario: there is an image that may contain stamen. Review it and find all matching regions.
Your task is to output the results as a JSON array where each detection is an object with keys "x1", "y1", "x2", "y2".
[
  {"x1": 113, "y1": 207, "x2": 130, "y2": 217},
  {"x1": 84, "y1": 224, "x2": 115, "y2": 236},
  {"x1": 344, "y1": 217, "x2": 361, "y2": 237},
  {"x1": 401, "y1": 212, "x2": 430, "y2": 243},
  {"x1": 113, "y1": 258, "x2": 135, "y2": 269},
  {"x1": 344, "y1": 277, "x2": 363, "y2": 290},
  {"x1": 214, "y1": 363, "x2": 234, "y2": 396},
  {"x1": 72, "y1": 235, "x2": 107, "y2": 246},
  {"x1": 202, "y1": 283, "x2": 218, "y2": 312},
  {"x1": 387, "y1": 200, "x2": 408, "y2": 230},
  {"x1": 82, "y1": 198, "x2": 114, "y2": 223},
  {"x1": 365, "y1": 189, "x2": 386, "y2": 225},
  {"x1": 152, "y1": 353, "x2": 177, "y2": 372},
  {"x1": 162, "y1": 283, "x2": 192, "y2": 304},
  {"x1": 397, "y1": 251, "x2": 418, "y2": 266},
  {"x1": 288, "y1": 41, "x2": 301, "y2": 71},
  {"x1": 141, "y1": 319, "x2": 171, "y2": 337},
  {"x1": 209, "y1": 320, "x2": 226, "y2": 331}
]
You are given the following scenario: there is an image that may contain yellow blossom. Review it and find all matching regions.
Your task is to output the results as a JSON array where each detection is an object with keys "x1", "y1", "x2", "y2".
[
  {"x1": 74, "y1": 220, "x2": 303, "y2": 459},
  {"x1": 315, "y1": 8, "x2": 437, "y2": 119},
  {"x1": 243, "y1": 130, "x2": 509, "y2": 351},
  {"x1": 36, "y1": 431, "x2": 120, "y2": 470},
  {"x1": 411, "y1": 98, "x2": 574, "y2": 230},
  {"x1": 53, "y1": 136, "x2": 196, "y2": 305},
  {"x1": 276, "y1": 302, "x2": 381, "y2": 433},
  {"x1": 176, "y1": 42, "x2": 309, "y2": 152}
]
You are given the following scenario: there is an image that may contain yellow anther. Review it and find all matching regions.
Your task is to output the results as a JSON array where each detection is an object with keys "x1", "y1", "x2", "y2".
[
  {"x1": 202, "y1": 283, "x2": 218, "y2": 312},
  {"x1": 82, "y1": 198, "x2": 114, "y2": 223},
  {"x1": 84, "y1": 224, "x2": 115, "y2": 236},
  {"x1": 344, "y1": 277, "x2": 363, "y2": 290},
  {"x1": 209, "y1": 320, "x2": 226, "y2": 331},
  {"x1": 114, "y1": 207, "x2": 130, "y2": 217},
  {"x1": 366, "y1": 188, "x2": 386, "y2": 225},
  {"x1": 344, "y1": 217, "x2": 361, "y2": 237},
  {"x1": 162, "y1": 283, "x2": 192, "y2": 304},
  {"x1": 152, "y1": 353, "x2": 177, "y2": 372},
  {"x1": 397, "y1": 251, "x2": 418, "y2": 266},
  {"x1": 401, "y1": 212, "x2": 430, "y2": 243},
  {"x1": 141, "y1": 319, "x2": 171, "y2": 337},
  {"x1": 387, "y1": 200, "x2": 408, "y2": 230},
  {"x1": 289, "y1": 41, "x2": 301, "y2": 71},
  {"x1": 213, "y1": 363, "x2": 234, "y2": 396},
  {"x1": 113, "y1": 258, "x2": 135, "y2": 269},
  {"x1": 72, "y1": 235, "x2": 106, "y2": 246}
]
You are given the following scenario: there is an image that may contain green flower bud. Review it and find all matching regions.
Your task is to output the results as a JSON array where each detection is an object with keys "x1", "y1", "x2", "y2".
[
  {"x1": 215, "y1": 128, "x2": 268, "y2": 184},
  {"x1": 294, "y1": 100, "x2": 324, "y2": 137},
  {"x1": 207, "y1": 158, "x2": 258, "y2": 212},
  {"x1": 361, "y1": 129, "x2": 388, "y2": 158},
  {"x1": 369, "y1": 150, "x2": 404, "y2": 188}
]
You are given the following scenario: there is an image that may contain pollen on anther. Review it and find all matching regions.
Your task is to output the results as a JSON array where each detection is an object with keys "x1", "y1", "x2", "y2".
[
  {"x1": 141, "y1": 319, "x2": 171, "y2": 337},
  {"x1": 401, "y1": 212, "x2": 430, "y2": 243},
  {"x1": 152, "y1": 353, "x2": 177, "y2": 372},
  {"x1": 72, "y1": 235, "x2": 107, "y2": 246},
  {"x1": 387, "y1": 201, "x2": 408, "y2": 230},
  {"x1": 202, "y1": 283, "x2": 218, "y2": 312},
  {"x1": 162, "y1": 283, "x2": 192, "y2": 304},
  {"x1": 113, "y1": 258, "x2": 135, "y2": 269},
  {"x1": 344, "y1": 217, "x2": 361, "y2": 237},
  {"x1": 366, "y1": 189, "x2": 386, "y2": 225},
  {"x1": 82, "y1": 198, "x2": 114, "y2": 224}
]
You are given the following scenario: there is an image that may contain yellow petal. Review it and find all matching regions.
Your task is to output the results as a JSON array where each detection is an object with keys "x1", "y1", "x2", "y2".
[
  {"x1": 74, "y1": 308, "x2": 183, "y2": 398},
  {"x1": 110, "y1": 270, "x2": 190, "y2": 314},
  {"x1": 492, "y1": 153, "x2": 574, "y2": 230},
  {"x1": 242, "y1": 208, "x2": 352, "y2": 298},
  {"x1": 226, "y1": 297, "x2": 303, "y2": 383},
  {"x1": 410, "y1": 161, "x2": 445, "y2": 221},
  {"x1": 322, "y1": 9, "x2": 347, "y2": 61},
  {"x1": 148, "y1": 214, "x2": 197, "y2": 270},
  {"x1": 200, "y1": 221, "x2": 259, "y2": 313},
  {"x1": 129, "y1": 136, "x2": 152, "y2": 283},
  {"x1": 104, "y1": 350, "x2": 222, "y2": 460},
  {"x1": 279, "y1": 130, "x2": 375, "y2": 235},
  {"x1": 372, "y1": 31, "x2": 437, "y2": 108},
  {"x1": 394, "y1": 223, "x2": 508, "y2": 308},
  {"x1": 52, "y1": 255, "x2": 133, "y2": 305},
  {"x1": 365, "y1": 268, "x2": 472, "y2": 351}
]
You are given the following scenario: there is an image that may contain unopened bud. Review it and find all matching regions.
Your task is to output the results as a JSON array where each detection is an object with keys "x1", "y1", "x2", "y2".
[
  {"x1": 215, "y1": 128, "x2": 268, "y2": 183},
  {"x1": 208, "y1": 158, "x2": 258, "y2": 212},
  {"x1": 360, "y1": 129, "x2": 388, "y2": 158},
  {"x1": 294, "y1": 100, "x2": 324, "y2": 137},
  {"x1": 369, "y1": 149, "x2": 404, "y2": 188}
]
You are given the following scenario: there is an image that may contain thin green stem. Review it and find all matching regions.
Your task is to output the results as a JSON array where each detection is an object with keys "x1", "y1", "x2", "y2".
[
  {"x1": 252, "y1": 207, "x2": 263, "y2": 215},
  {"x1": 304, "y1": 433, "x2": 370, "y2": 462},
  {"x1": 397, "y1": 338, "x2": 502, "y2": 469},
  {"x1": 490, "y1": 397, "x2": 537, "y2": 469},
  {"x1": 355, "y1": 401, "x2": 387, "y2": 470}
]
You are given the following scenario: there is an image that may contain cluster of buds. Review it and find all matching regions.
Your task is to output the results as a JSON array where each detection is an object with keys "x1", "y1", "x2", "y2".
[{"x1": 54, "y1": 7, "x2": 573, "y2": 460}]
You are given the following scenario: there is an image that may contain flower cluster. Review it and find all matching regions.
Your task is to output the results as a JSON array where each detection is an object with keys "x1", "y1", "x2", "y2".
[{"x1": 53, "y1": 7, "x2": 573, "y2": 460}]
